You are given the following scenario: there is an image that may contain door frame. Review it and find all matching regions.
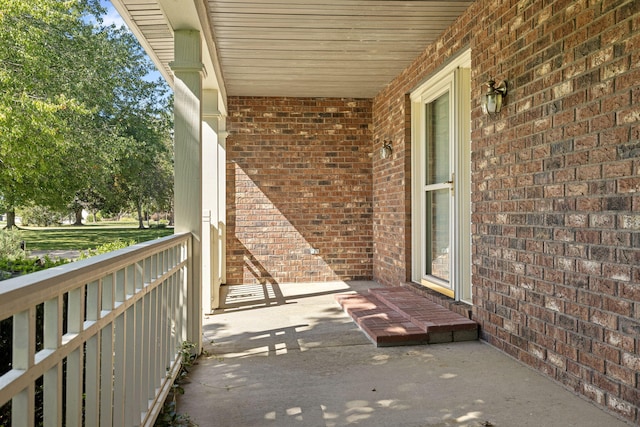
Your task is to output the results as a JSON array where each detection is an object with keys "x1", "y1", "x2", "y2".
[{"x1": 410, "y1": 50, "x2": 471, "y2": 303}]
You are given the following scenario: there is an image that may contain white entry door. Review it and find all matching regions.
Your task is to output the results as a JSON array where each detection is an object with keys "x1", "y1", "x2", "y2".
[
  {"x1": 424, "y1": 90, "x2": 454, "y2": 285},
  {"x1": 411, "y1": 51, "x2": 471, "y2": 302}
]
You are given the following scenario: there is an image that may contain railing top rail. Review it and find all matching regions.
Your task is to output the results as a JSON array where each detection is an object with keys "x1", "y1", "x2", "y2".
[{"x1": 0, "y1": 232, "x2": 190, "y2": 318}]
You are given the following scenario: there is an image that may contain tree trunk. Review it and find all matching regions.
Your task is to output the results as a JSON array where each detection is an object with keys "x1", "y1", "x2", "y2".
[
  {"x1": 5, "y1": 209, "x2": 16, "y2": 229},
  {"x1": 73, "y1": 207, "x2": 83, "y2": 226},
  {"x1": 136, "y1": 202, "x2": 145, "y2": 229}
]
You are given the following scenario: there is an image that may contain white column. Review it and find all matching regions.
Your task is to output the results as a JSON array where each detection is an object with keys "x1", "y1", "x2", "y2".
[
  {"x1": 218, "y1": 124, "x2": 227, "y2": 287},
  {"x1": 202, "y1": 90, "x2": 222, "y2": 313},
  {"x1": 170, "y1": 30, "x2": 204, "y2": 351}
]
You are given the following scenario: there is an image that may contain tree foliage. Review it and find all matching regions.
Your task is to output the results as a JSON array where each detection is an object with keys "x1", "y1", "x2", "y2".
[
  {"x1": 109, "y1": 97, "x2": 174, "y2": 228},
  {"x1": 0, "y1": 0, "x2": 172, "y2": 227}
]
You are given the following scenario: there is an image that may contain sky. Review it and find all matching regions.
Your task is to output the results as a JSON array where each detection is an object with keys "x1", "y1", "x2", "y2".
[
  {"x1": 100, "y1": 0, "x2": 126, "y2": 28},
  {"x1": 99, "y1": 0, "x2": 163, "y2": 83}
]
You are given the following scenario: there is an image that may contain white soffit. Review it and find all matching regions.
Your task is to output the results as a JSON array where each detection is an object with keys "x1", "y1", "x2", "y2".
[{"x1": 110, "y1": 0, "x2": 474, "y2": 99}]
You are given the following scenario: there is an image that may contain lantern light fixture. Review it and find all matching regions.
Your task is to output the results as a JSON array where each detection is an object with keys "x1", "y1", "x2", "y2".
[
  {"x1": 481, "y1": 79, "x2": 508, "y2": 114},
  {"x1": 380, "y1": 140, "x2": 392, "y2": 159}
]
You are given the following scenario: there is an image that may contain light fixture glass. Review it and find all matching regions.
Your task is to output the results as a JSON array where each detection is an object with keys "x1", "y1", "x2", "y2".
[
  {"x1": 481, "y1": 80, "x2": 507, "y2": 114},
  {"x1": 380, "y1": 141, "x2": 392, "y2": 159}
]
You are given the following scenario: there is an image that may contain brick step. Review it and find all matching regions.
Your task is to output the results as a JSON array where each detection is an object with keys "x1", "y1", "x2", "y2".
[
  {"x1": 370, "y1": 288, "x2": 478, "y2": 335},
  {"x1": 334, "y1": 293, "x2": 428, "y2": 346},
  {"x1": 335, "y1": 288, "x2": 478, "y2": 347}
]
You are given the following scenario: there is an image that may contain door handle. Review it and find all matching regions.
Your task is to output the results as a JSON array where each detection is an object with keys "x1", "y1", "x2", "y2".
[{"x1": 446, "y1": 173, "x2": 454, "y2": 196}]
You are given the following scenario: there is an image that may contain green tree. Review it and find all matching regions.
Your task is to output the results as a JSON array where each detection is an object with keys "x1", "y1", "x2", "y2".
[
  {"x1": 0, "y1": 0, "x2": 172, "y2": 228},
  {"x1": 0, "y1": 0, "x2": 102, "y2": 227},
  {"x1": 109, "y1": 97, "x2": 174, "y2": 229}
]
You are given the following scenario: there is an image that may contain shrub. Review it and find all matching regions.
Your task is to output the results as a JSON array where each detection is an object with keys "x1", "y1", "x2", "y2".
[
  {"x1": 0, "y1": 229, "x2": 26, "y2": 261},
  {"x1": 86, "y1": 212, "x2": 103, "y2": 223},
  {"x1": 20, "y1": 206, "x2": 64, "y2": 227},
  {"x1": 79, "y1": 239, "x2": 137, "y2": 259},
  {"x1": 0, "y1": 256, "x2": 68, "y2": 278}
]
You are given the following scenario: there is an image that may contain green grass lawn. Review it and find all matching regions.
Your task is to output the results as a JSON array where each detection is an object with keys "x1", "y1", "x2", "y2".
[{"x1": 17, "y1": 223, "x2": 174, "y2": 251}]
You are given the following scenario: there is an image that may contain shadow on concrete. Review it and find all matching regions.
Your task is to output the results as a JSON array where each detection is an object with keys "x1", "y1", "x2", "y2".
[
  {"x1": 182, "y1": 281, "x2": 629, "y2": 427},
  {"x1": 214, "y1": 282, "x2": 366, "y2": 314}
]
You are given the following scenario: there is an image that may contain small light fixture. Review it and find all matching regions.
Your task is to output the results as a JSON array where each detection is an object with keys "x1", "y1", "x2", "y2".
[
  {"x1": 481, "y1": 79, "x2": 508, "y2": 114},
  {"x1": 380, "y1": 140, "x2": 393, "y2": 159}
]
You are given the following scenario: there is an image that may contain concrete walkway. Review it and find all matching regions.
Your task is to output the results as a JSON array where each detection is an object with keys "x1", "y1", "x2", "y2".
[
  {"x1": 30, "y1": 249, "x2": 81, "y2": 260},
  {"x1": 178, "y1": 281, "x2": 630, "y2": 427}
]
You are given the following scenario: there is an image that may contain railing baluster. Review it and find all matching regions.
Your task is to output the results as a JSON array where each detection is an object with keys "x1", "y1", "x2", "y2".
[
  {"x1": 65, "y1": 348, "x2": 83, "y2": 427},
  {"x1": 173, "y1": 273, "x2": 179, "y2": 355},
  {"x1": 43, "y1": 364, "x2": 61, "y2": 427},
  {"x1": 160, "y1": 251, "x2": 165, "y2": 279},
  {"x1": 11, "y1": 385, "x2": 34, "y2": 427},
  {"x1": 171, "y1": 274, "x2": 178, "y2": 360},
  {"x1": 144, "y1": 254, "x2": 151, "y2": 285},
  {"x1": 13, "y1": 309, "x2": 34, "y2": 369},
  {"x1": 162, "y1": 280, "x2": 171, "y2": 372},
  {"x1": 124, "y1": 305, "x2": 136, "y2": 426},
  {"x1": 43, "y1": 297, "x2": 61, "y2": 427},
  {"x1": 113, "y1": 314, "x2": 126, "y2": 426},
  {"x1": 135, "y1": 260, "x2": 144, "y2": 291},
  {"x1": 149, "y1": 284, "x2": 159, "y2": 397},
  {"x1": 179, "y1": 264, "x2": 187, "y2": 343},
  {"x1": 99, "y1": 323, "x2": 114, "y2": 427},
  {"x1": 116, "y1": 269, "x2": 125, "y2": 305},
  {"x1": 84, "y1": 335, "x2": 99, "y2": 426},
  {"x1": 102, "y1": 274, "x2": 114, "y2": 314},
  {"x1": 100, "y1": 273, "x2": 115, "y2": 425},
  {"x1": 141, "y1": 292, "x2": 151, "y2": 415},
  {"x1": 126, "y1": 264, "x2": 134, "y2": 296},
  {"x1": 65, "y1": 287, "x2": 84, "y2": 427},
  {"x1": 85, "y1": 280, "x2": 100, "y2": 425},
  {"x1": 158, "y1": 281, "x2": 165, "y2": 375},
  {"x1": 151, "y1": 253, "x2": 157, "y2": 281},
  {"x1": 134, "y1": 298, "x2": 144, "y2": 424},
  {"x1": 67, "y1": 287, "x2": 84, "y2": 336},
  {"x1": 12, "y1": 308, "x2": 35, "y2": 427}
]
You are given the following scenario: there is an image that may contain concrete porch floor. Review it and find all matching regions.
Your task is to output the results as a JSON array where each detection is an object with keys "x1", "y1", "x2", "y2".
[{"x1": 177, "y1": 281, "x2": 629, "y2": 427}]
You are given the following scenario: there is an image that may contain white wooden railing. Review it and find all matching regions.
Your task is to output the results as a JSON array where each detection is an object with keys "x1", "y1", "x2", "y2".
[{"x1": 0, "y1": 233, "x2": 192, "y2": 426}]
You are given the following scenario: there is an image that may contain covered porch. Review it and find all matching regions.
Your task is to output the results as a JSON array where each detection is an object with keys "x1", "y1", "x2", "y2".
[
  {"x1": 114, "y1": 0, "x2": 640, "y2": 424},
  {"x1": 1, "y1": 0, "x2": 638, "y2": 424}
]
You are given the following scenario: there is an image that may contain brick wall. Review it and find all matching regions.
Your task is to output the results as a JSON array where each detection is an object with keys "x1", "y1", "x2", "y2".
[
  {"x1": 226, "y1": 97, "x2": 373, "y2": 285},
  {"x1": 372, "y1": 0, "x2": 640, "y2": 423}
]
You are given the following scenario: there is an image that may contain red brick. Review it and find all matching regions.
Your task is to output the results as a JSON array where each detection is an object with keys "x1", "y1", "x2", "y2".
[
  {"x1": 579, "y1": 351, "x2": 605, "y2": 373},
  {"x1": 621, "y1": 352, "x2": 640, "y2": 373},
  {"x1": 607, "y1": 395, "x2": 636, "y2": 421},
  {"x1": 582, "y1": 383, "x2": 606, "y2": 406},
  {"x1": 227, "y1": 97, "x2": 373, "y2": 284}
]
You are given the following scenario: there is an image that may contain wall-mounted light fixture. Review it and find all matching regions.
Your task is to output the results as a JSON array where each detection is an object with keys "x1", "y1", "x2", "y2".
[
  {"x1": 481, "y1": 79, "x2": 508, "y2": 114},
  {"x1": 380, "y1": 140, "x2": 393, "y2": 159}
]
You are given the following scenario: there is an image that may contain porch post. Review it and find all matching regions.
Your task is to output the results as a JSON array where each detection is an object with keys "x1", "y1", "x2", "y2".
[
  {"x1": 170, "y1": 30, "x2": 204, "y2": 352},
  {"x1": 202, "y1": 90, "x2": 225, "y2": 312},
  {"x1": 218, "y1": 123, "x2": 227, "y2": 287}
]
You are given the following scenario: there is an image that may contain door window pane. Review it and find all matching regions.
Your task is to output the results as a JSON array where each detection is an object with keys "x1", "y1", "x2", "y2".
[
  {"x1": 426, "y1": 189, "x2": 450, "y2": 281},
  {"x1": 426, "y1": 93, "x2": 449, "y2": 185}
]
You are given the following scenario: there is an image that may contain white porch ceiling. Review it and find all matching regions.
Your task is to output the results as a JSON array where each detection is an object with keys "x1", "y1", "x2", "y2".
[{"x1": 111, "y1": 0, "x2": 473, "y2": 99}]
